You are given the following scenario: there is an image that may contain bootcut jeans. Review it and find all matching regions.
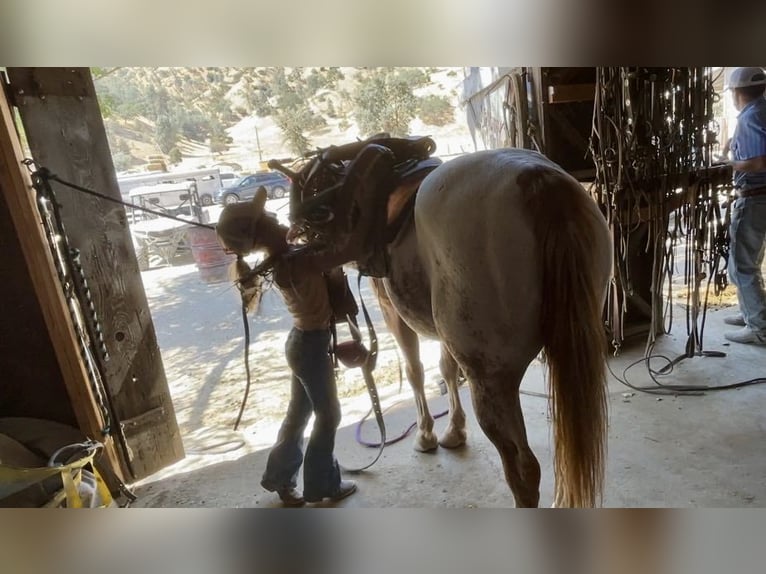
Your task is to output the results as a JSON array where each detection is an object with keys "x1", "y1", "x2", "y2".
[
  {"x1": 728, "y1": 195, "x2": 766, "y2": 335},
  {"x1": 261, "y1": 328, "x2": 342, "y2": 498}
]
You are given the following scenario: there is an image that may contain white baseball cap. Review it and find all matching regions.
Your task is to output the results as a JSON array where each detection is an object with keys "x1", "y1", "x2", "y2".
[{"x1": 724, "y1": 67, "x2": 766, "y2": 90}]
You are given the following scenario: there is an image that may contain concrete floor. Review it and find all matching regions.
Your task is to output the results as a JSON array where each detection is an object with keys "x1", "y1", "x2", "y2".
[{"x1": 131, "y1": 305, "x2": 766, "y2": 508}]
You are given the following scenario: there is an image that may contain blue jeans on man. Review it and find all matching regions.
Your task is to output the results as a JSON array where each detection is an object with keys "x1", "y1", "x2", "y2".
[
  {"x1": 260, "y1": 328, "x2": 343, "y2": 498},
  {"x1": 727, "y1": 195, "x2": 766, "y2": 343}
]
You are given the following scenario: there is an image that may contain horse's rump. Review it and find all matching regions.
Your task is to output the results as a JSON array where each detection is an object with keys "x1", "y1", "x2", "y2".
[{"x1": 414, "y1": 149, "x2": 612, "y2": 507}]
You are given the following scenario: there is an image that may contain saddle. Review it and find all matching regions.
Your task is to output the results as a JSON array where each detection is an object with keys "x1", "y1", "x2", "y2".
[
  {"x1": 358, "y1": 152, "x2": 442, "y2": 277},
  {"x1": 275, "y1": 134, "x2": 442, "y2": 278}
]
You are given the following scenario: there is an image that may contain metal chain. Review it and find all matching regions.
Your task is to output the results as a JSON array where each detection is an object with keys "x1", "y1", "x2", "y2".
[{"x1": 27, "y1": 164, "x2": 113, "y2": 435}]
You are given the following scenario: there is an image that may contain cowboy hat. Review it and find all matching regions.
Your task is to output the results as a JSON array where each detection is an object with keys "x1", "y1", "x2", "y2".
[
  {"x1": 724, "y1": 67, "x2": 766, "y2": 90},
  {"x1": 215, "y1": 186, "x2": 268, "y2": 255}
]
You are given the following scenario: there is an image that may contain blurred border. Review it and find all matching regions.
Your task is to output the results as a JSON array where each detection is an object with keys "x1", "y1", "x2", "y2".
[
  {"x1": 3, "y1": 2, "x2": 766, "y2": 574},
  {"x1": 2, "y1": 0, "x2": 763, "y2": 65},
  {"x1": 2, "y1": 509, "x2": 766, "y2": 574}
]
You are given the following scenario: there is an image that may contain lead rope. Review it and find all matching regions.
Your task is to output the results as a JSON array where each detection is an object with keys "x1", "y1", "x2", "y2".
[
  {"x1": 233, "y1": 300, "x2": 252, "y2": 431},
  {"x1": 339, "y1": 274, "x2": 386, "y2": 473},
  {"x1": 230, "y1": 254, "x2": 278, "y2": 430}
]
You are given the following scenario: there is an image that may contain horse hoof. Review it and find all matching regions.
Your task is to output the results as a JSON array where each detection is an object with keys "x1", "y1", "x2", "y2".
[
  {"x1": 413, "y1": 432, "x2": 438, "y2": 452},
  {"x1": 438, "y1": 429, "x2": 467, "y2": 449}
]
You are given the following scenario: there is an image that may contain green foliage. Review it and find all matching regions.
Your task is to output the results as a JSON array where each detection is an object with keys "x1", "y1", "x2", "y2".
[
  {"x1": 274, "y1": 103, "x2": 327, "y2": 155},
  {"x1": 248, "y1": 67, "x2": 338, "y2": 155},
  {"x1": 155, "y1": 114, "x2": 179, "y2": 154},
  {"x1": 276, "y1": 114, "x2": 311, "y2": 155},
  {"x1": 352, "y1": 68, "x2": 425, "y2": 137},
  {"x1": 209, "y1": 123, "x2": 233, "y2": 154},
  {"x1": 91, "y1": 67, "x2": 462, "y2": 159},
  {"x1": 94, "y1": 68, "x2": 234, "y2": 149},
  {"x1": 250, "y1": 90, "x2": 274, "y2": 116},
  {"x1": 418, "y1": 95, "x2": 455, "y2": 127},
  {"x1": 91, "y1": 67, "x2": 123, "y2": 81},
  {"x1": 168, "y1": 147, "x2": 183, "y2": 164},
  {"x1": 96, "y1": 93, "x2": 116, "y2": 119},
  {"x1": 112, "y1": 151, "x2": 136, "y2": 172},
  {"x1": 94, "y1": 73, "x2": 145, "y2": 118},
  {"x1": 305, "y1": 67, "x2": 344, "y2": 93},
  {"x1": 397, "y1": 68, "x2": 431, "y2": 89},
  {"x1": 179, "y1": 110, "x2": 211, "y2": 141}
]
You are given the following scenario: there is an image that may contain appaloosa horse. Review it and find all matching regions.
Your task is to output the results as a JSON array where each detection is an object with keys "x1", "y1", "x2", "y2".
[{"x1": 290, "y1": 145, "x2": 613, "y2": 507}]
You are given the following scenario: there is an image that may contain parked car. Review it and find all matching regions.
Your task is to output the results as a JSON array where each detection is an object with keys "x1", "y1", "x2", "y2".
[
  {"x1": 219, "y1": 172, "x2": 240, "y2": 186},
  {"x1": 215, "y1": 171, "x2": 292, "y2": 205}
]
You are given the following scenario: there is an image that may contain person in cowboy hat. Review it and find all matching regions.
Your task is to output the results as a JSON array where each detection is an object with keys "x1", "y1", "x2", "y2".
[
  {"x1": 721, "y1": 67, "x2": 766, "y2": 345},
  {"x1": 216, "y1": 145, "x2": 393, "y2": 506}
]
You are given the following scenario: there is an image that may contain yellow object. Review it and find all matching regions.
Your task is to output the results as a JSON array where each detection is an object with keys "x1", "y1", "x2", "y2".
[{"x1": 0, "y1": 441, "x2": 113, "y2": 508}]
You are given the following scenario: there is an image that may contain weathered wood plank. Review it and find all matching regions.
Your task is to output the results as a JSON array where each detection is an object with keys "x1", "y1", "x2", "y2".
[
  {"x1": 0, "y1": 75, "x2": 125, "y2": 484},
  {"x1": 6, "y1": 67, "x2": 184, "y2": 481}
]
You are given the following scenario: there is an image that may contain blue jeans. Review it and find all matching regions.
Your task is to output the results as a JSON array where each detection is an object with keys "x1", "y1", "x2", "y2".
[
  {"x1": 728, "y1": 196, "x2": 766, "y2": 334},
  {"x1": 261, "y1": 328, "x2": 342, "y2": 497}
]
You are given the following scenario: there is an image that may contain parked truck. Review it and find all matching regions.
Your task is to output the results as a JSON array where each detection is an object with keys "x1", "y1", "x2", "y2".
[{"x1": 117, "y1": 168, "x2": 224, "y2": 206}]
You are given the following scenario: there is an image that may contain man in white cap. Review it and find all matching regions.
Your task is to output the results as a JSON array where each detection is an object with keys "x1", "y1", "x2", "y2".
[{"x1": 722, "y1": 67, "x2": 766, "y2": 345}]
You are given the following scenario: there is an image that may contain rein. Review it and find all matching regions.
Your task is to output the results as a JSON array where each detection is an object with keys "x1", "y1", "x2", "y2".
[
  {"x1": 231, "y1": 254, "x2": 278, "y2": 431},
  {"x1": 233, "y1": 301, "x2": 252, "y2": 432},
  {"x1": 338, "y1": 274, "x2": 387, "y2": 473}
]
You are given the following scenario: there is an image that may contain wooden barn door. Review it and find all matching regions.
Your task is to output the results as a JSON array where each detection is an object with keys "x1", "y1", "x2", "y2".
[{"x1": 3, "y1": 67, "x2": 184, "y2": 483}]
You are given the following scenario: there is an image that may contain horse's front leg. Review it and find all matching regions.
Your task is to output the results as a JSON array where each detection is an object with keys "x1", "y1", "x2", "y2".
[
  {"x1": 371, "y1": 278, "x2": 438, "y2": 452},
  {"x1": 437, "y1": 344, "x2": 467, "y2": 448}
]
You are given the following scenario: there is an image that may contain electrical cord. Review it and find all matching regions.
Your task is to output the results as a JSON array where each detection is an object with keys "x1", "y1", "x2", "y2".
[{"x1": 607, "y1": 351, "x2": 766, "y2": 396}]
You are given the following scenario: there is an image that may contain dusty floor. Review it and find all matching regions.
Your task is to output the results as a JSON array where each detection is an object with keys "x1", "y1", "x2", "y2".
[{"x1": 128, "y1": 207, "x2": 766, "y2": 508}]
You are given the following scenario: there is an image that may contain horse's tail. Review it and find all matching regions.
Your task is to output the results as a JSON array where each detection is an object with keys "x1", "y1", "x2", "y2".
[{"x1": 521, "y1": 165, "x2": 611, "y2": 508}]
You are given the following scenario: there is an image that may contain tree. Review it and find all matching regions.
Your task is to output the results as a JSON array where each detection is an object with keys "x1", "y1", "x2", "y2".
[
  {"x1": 155, "y1": 114, "x2": 179, "y2": 154},
  {"x1": 179, "y1": 109, "x2": 211, "y2": 141},
  {"x1": 236, "y1": 67, "x2": 350, "y2": 154},
  {"x1": 418, "y1": 95, "x2": 455, "y2": 127},
  {"x1": 112, "y1": 151, "x2": 135, "y2": 172},
  {"x1": 352, "y1": 68, "x2": 423, "y2": 137},
  {"x1": 245, "y1": 68, "x2": 335, "y2": 155},
  {"x1": 168, "y1": 147, "x2": 183, "y2": 165},
  {"x1": 209, "y1": 123, "x2": 233, "y2": 154}
]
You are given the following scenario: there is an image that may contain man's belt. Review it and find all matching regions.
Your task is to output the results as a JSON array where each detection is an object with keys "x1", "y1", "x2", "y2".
[{"x1": 736, "y1": 185, "x2": 766, "y2": 198}]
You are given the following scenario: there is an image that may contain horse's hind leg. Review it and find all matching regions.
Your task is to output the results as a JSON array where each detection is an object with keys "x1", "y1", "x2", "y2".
[
  {"x1": 437, "y1": 345, "x2": 467, "y2": 448},
  {"x1": 372, "y1": 279, "x2": 438, "y2": 452},
  {"x1": 469, "y1": 371, "x2": 541, "y2": 508}
]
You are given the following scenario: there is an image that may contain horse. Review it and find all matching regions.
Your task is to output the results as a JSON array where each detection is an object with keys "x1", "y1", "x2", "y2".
[{"x1": 282, "y1": 143, "x2": 613, "y2": 507}]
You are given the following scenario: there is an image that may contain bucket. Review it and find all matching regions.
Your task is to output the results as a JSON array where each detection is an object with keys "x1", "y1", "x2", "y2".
[{"x1": 187, "y1": 227, "x2": 236, "y2": 284}]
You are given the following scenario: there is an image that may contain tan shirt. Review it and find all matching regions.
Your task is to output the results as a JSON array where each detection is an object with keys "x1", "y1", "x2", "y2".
[{"x1": 273, "y1": 258, "x2": 333, "y2": 331}]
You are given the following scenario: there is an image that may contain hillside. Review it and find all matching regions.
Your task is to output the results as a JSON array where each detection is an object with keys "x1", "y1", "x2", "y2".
[{"x1": 94, "y1": 67, "x2": 476, "y2": 176}]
